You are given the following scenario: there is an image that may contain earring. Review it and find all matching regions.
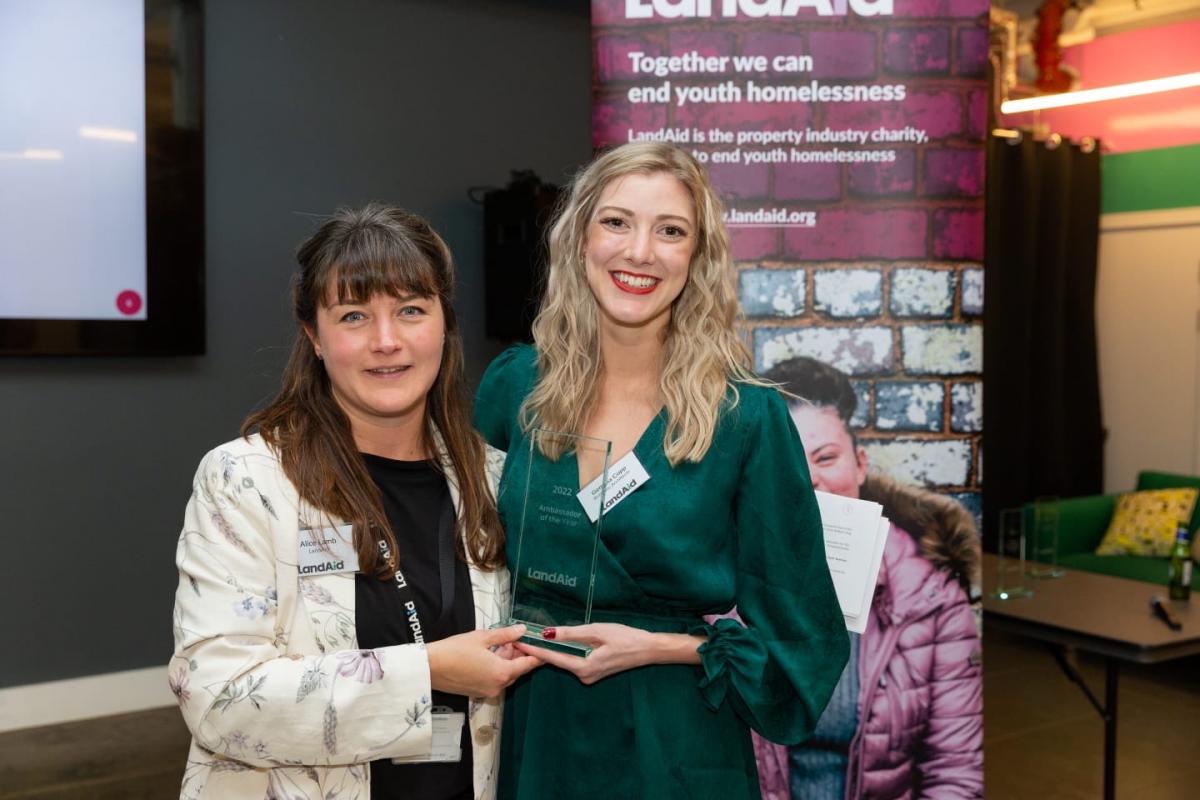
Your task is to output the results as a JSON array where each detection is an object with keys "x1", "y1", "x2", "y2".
[{"x1": 315, "y1": 351, "x2": 323, "y2": 361}]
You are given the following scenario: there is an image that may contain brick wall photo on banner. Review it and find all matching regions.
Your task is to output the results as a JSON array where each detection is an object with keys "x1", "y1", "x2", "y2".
[{"x1": 592, "y1": 2, "x2": 988, "y2": 797}]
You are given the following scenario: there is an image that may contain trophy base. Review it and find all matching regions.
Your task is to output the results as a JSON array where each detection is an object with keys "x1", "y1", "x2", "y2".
[{"x1": 492, "y1": 620, "x2": 592, "y2": 657}]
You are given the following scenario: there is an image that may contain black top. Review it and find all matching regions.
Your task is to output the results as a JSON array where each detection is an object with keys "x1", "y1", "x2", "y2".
[{"x1": 357, "y1": 454, "x2": 474, "y2": 800}]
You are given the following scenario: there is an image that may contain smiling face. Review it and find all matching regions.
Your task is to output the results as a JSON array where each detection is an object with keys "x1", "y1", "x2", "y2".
[
  {"x1": 788, "y1": 403, "x2": 868, "y2": 499},
  {"x1": 583, "y1": 171, "x2": 697, "y2": 334},
  {"x1": 306, "y1": 288, "x2": 445, "y2": 439}
]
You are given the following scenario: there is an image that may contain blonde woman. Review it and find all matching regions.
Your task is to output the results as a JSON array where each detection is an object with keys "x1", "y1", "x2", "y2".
[
  {"x1": 474, "y1": 143, "x2": 848, "y2": 799},
  {"x1": 171, "y1": 206, "x2": 538, "y2": 799}
]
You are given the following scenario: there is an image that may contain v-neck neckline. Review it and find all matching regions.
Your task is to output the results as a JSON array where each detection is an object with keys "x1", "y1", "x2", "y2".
[{"x1": 575, "y1": 407, "x2": 665, "y2": 489}]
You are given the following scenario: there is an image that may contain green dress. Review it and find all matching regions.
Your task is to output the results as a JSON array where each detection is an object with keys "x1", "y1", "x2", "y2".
[{"x1": 475, "y1": 345, "x2": 848, "y2": 800}]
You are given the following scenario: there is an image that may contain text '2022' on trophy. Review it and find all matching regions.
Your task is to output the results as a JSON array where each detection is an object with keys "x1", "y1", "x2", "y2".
[{"x1": 500, "y1": 428, "x2": 611, "y2": 657}]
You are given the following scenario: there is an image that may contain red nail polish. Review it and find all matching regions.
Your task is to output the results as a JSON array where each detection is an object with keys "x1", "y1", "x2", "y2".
[{"x1": 542, "y1": 627, "x2": 557, "y2": 640}]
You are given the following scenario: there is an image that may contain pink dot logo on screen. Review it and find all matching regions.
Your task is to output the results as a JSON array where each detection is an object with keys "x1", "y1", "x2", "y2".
[{"x1": 116, "y1": 290, "x2": 143, "y2": 316}]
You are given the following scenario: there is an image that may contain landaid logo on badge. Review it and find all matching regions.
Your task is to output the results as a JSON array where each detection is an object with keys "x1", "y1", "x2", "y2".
[
  {"x1": 576, "y1": 450, "x2": 652, "y2": 523},
  {"x1": 298, "y1": 524, "x2": 359, "y2": 576},
  {"x1": 299, "y1": 559, "x2": 345, "y2": 575}
]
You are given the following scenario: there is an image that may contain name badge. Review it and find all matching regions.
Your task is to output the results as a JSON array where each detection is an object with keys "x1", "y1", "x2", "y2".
[
  {"x1": 391, "y1": 711, "x2": 465, "y2": 764},
  {"x1": 576, "y1": 451, "x2": 651, "y2": 523},
  {"x1": 297, "y1": 524, "x2": 359, "y2": 575}
]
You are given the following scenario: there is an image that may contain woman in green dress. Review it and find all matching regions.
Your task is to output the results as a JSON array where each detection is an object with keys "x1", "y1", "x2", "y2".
[{"x1": 474, "y1": 142, "x2": 848, "y2": 799}]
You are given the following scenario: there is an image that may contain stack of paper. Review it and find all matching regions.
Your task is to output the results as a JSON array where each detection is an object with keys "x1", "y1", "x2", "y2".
[{"x1": 815, "y1": 491, "x2": 891, "y2": 634}]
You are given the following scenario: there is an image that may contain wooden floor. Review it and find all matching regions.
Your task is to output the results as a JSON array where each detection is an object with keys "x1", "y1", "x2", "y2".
[
  {"x1": 2, "y1": 628, "x2": 1197, "y2": 798},
  {"x1": 0, "y1": 706, "x2": 188, "y2": 799},
  {"x1": 983, "y1": 630, "x2": 1200, "y2": 800}
]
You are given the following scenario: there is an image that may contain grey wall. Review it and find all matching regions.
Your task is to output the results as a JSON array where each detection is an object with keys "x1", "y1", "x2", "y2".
[{"x1": 0, "y1": 0, "x2": 591, "y2": 687}]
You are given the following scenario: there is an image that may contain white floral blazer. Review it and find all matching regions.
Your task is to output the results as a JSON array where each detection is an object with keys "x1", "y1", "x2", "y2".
[{"x1": 170, "y1": 433, "x2": 510, "y2": 799}]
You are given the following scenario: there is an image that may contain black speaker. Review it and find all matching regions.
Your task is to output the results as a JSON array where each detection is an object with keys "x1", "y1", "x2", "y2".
[{"x1": 482, "y1": 171, "x2": 562, "y2": 342}]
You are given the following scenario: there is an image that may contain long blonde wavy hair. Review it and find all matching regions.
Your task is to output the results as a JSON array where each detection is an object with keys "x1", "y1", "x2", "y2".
[{"x1": 520, "y1": 142, "x2": 761, "y2": 466}]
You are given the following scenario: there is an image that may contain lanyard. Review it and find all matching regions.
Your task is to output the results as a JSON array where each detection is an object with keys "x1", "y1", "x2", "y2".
[{"x1": 376, "y1": 492, "x2": 458, "y2": 645}]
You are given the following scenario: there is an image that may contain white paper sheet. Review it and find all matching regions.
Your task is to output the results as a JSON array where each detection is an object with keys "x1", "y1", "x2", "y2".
[
  {"x1": 814, "y1": 490, "x2": 890, "y2": 632},
  {"x1": 843, "y1": 518, "x2": 891, "y2": 634}
]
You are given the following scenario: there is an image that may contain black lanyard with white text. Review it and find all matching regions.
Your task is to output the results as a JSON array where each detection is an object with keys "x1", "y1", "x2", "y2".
[{"x1": 375, "y1": 492, "x2": 458, "y2": 646}]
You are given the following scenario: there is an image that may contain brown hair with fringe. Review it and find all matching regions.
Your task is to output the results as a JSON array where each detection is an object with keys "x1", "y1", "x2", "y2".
[{"x1": 243, "y1": 204, "x2": 504, "y2": 576}]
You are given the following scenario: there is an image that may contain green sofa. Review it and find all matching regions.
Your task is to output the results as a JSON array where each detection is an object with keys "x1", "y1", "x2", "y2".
[{"x1": 1024, "y1": 470, "x2": 1200, "y2": 590}]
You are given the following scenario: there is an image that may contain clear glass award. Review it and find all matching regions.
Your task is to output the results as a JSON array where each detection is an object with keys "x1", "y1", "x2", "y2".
[
  {"x1": 501, "y1": 428, "x2": 611, "y2": 657},
  {"x1": 1028, "y1": 497, "x2": 1066, "y2": 579},
  {"x1": 991, "y1": 507, "x2": 1033, "y2": 600}
]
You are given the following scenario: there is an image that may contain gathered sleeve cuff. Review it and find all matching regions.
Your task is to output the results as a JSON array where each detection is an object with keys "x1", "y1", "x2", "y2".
[{"x1": 690, "y1": 617, "x2": 770, "y2": 711}]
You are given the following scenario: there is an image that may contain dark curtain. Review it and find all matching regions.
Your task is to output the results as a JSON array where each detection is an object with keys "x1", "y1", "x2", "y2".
[{"x1": 983, "y1": 135, "x2": 1105, "y2": 540}]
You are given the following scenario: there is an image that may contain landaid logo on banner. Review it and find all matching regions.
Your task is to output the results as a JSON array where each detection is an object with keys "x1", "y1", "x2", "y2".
[{"x1": 625, "y1": 0, "x2": 894, "y2": 18}]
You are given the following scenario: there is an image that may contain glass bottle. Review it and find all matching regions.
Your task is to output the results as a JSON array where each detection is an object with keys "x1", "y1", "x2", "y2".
[{"x1": 1168, "y1": 525, "x2": 1192, "y2": 601}]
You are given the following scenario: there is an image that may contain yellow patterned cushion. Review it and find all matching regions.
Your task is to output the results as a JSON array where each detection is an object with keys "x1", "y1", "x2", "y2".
[{"x1": 1095, "y1": 488, "x2": 1198, "y2": 557}]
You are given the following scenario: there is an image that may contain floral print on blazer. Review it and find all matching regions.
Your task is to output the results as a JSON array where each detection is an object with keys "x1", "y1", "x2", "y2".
[{"x1": 170, "y1": 433, "x2": 509, "y2": 799}]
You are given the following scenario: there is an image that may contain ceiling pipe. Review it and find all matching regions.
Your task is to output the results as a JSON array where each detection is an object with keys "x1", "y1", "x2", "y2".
[{"x1": 1035, "y1": 0, "x2": 1074, "y2": 93}]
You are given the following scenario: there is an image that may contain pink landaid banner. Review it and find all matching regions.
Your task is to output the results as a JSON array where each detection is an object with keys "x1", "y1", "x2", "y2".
[{"x1": 592, "y1": 2, "x2": 989, "y2": 798}]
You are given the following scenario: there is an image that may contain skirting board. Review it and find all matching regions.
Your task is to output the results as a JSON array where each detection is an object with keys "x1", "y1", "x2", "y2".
[{"x1": 0, "y1": 666, "x2": 174, "y2": 733}]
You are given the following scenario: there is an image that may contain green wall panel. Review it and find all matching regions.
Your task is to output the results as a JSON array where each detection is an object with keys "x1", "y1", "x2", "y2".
[{"x1": 1102, "y1": 143, "x2": 1200, "y2": 214}]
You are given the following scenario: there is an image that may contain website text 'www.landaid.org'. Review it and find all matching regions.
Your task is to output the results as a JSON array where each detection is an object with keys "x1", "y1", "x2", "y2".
[{"x1": 723, "y1": 208, "x2": 817, "y2": 227}]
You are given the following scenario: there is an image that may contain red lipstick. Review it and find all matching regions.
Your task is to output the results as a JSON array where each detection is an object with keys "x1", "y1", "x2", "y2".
[{"x1": 610, "y1": 270, "x2": 660, "y2": 296}]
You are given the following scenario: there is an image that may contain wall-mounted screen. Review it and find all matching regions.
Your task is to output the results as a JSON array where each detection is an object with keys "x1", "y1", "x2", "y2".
[{"x1": 0, "y1": 0, "x2": 203, "y2": 355}]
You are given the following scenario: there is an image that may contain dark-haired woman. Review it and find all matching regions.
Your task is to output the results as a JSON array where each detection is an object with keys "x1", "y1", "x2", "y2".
[
  {"x1": 170, "y1": 205, "x2": 538, "y2": 800},
  {"x1": 764, "y1": 356, "x2": 983, "y2": 800}
]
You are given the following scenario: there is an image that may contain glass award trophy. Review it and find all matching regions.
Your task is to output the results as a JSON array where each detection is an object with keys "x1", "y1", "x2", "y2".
[
  {"x1": 990, "y1": 507, "x2": 1033, "y2": 600},
  {"x1": 500, "y1": 428, "x2": 611, "y2": 657},
  {"x1": 1028, "y1": 497, "x2": 1066, "y2": 579}
]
